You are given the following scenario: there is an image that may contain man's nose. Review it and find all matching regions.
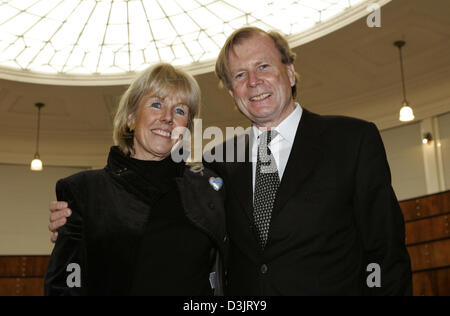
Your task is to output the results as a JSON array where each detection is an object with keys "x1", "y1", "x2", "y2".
[{"x1": 248, "y1": 71, "x2": 262, "y2": 87}]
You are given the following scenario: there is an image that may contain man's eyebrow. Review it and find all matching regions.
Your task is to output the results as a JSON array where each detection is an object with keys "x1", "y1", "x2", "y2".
[
  {"x1": 230, "y1": 62, "x2": 261, "y2": 75},
  {"x1": 232, "y1": 58, "x2": 271, "y2": 72},
  {"x1": 230, "y1": 68, "x2": 245, "y2": 75}
]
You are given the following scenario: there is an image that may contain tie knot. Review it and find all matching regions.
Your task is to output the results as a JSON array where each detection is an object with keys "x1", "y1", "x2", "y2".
[{"x1": 260, "y1": 130, "x2": 277, "y2": 147}]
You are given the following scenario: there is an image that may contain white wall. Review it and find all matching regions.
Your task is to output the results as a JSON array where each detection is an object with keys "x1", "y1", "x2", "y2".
[
  {"x1": 437, "y1": 112, "x2": 450, "y2": 191},
  {"x1": 380, "y1": 111, "x2": 449, "y2": 201},
  {"x1": 380, "y1": 122, "x2": 428, "y2": 201},
  {"x1": 0, "y1": 164, "x2": 87, "y2": 255}
]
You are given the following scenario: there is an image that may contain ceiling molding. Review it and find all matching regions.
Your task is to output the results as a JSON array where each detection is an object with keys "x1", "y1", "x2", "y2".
[{"x1": 287, "y1": 0, "x2": 392, "y2": 47}]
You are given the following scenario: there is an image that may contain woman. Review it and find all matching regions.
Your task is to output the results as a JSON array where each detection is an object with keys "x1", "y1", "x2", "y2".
[{"x1": 44, "y1": 63, "x2": 227, "y2": 296}]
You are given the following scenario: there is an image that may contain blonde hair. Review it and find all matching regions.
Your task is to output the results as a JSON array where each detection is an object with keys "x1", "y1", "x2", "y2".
[
  {"x1": 215, "y1": 27, "x2": 299, "y2": 99},
  {"x1": 113, "y1": 63, "x2": 200, "y2": 156}
]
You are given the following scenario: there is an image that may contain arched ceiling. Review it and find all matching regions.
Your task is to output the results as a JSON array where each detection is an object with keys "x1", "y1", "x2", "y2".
[
  {"x1": 0, "y1": 0, "x2": 449, "y2": 168},
  {"x1": 0, "y1": 0, "x2": 386, "y2": 85}
]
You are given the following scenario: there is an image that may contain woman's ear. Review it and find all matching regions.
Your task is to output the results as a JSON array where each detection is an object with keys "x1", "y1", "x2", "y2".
[{"x1": 127, "y1": 114, "x2": 135, "y2": 132}]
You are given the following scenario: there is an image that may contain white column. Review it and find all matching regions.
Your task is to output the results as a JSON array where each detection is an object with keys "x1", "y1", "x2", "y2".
[
  {"x1": 420, "y1": 117, "x2": 445, "y2": 194},
  {"x1": 433, "y1": 117, "x2": 447, "y2": 190}
]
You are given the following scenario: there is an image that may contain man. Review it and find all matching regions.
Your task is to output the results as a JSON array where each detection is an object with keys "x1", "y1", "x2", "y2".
[{"x1": 49, "y1": 27, "x2": 412, "y2": 295}]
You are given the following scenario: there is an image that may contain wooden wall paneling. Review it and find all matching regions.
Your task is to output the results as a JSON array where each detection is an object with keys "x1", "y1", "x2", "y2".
[
  {"x1": 400, "y1": 191, "x2": 450, "y2": 221},
  {"x1": 20, "y1": 278, "x2": 45, "y2": 296},
  {"x1": 0, "y1": 256, "x2": 48, "y2": 296},
  {"x1": 412, "y1": 271, "x2": 435, "y2": 296},
  {"x1": 405, "y1": 214, "x2": 450, "y2": 245},
  {"x1": 0, "y1": 256, "x2": 49, "y2": 277},
  {"x1": 0, "y1": 256, "x2": 24, "y2": 277},
  {"x1": 0, "y1": 278, "x2": 45, "y2": 296},
  {"x1": 0, "y1": 278, "x2": 22, "y2": 296},
  {"x1": 407, "y1": 239, "x2": 450, "y2": 272},
  {"x1": 22, "y1": 256, "x2": 50, "y2": 277},
  {"x1": 412, "y1": 268, "x2": 450, "y2": 296},
  {"x1": 433, "y1": 268, "x2": 450, "y2": 296}
]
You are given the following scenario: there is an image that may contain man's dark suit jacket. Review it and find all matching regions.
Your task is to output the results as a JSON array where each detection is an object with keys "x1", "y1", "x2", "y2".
[{"x1": 206, "y1": 109, "x2": 412, "y2": 296}]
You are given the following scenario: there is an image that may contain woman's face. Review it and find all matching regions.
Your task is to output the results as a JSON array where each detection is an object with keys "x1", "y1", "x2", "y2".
[{"x1": 128, "y1": 93, "x2": 190, "y2": 161}]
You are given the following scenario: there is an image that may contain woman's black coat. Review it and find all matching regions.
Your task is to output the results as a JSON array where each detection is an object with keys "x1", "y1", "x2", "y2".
[{"x1": 44, "y1": 147, "x2": 227, "y2": 296}]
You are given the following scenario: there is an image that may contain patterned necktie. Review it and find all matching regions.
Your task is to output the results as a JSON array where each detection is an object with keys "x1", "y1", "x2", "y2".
[{"x1": 254, "y1": 130, "x2": 280, "y2": 249}]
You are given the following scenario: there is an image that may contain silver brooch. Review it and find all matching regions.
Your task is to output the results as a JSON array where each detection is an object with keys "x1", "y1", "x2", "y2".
[{"x1": 209, "y1": 177, "x2": 223, "y2": 191}]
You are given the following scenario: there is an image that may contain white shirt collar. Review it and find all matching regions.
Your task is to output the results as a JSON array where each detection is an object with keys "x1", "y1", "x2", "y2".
[{"x1": 252, "y1": 102, "x2": 303, "y2": 144}]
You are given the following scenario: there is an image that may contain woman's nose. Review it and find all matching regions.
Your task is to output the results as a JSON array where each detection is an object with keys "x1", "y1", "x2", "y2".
[{"x1": 160, "y1": 107, "x2": 173, "y2": 124}]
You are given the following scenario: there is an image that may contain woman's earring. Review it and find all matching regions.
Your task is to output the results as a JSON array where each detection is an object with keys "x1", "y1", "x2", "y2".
[{"x1": 128, "y1": 123, "x2": 135, "y2": 132}]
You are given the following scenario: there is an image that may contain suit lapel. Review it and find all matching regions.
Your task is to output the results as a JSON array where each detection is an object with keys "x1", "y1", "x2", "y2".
[
  {"x1": 224, "y1": 111, "x2": 325, "y2": 251},
  {"x1": 227, "y1": 132, "x2": 254, "y2": 222},
  {"x1": 272, "y1": 109, "x2": 324, "y2": 218}
]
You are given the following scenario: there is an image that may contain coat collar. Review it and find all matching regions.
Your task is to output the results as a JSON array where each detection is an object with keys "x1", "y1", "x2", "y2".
[
  {"x1": 105, "y1": 146, "x2": 185, "y2": 206},
  {"x1": 106, "y1": 146, "x2": 185, "y2": 178}
]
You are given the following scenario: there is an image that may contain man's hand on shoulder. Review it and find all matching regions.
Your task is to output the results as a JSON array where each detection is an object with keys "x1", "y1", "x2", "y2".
[{"x1": 49, "y1": 201, "x2": 71, "y2": 243}]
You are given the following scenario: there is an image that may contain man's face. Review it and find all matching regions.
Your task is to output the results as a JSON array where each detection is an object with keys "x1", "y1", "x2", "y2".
[{"x1": 227, "y1": 33, "x2": 296, "y2": 128}]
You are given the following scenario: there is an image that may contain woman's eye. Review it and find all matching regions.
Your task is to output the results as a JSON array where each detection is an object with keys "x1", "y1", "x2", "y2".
[
  {"x1": 259, "y1": 64, "x2": 268, "y2": 70},
  {"x1": 175, "y1": 108, "x2": 185, "y2": 115},
  {"x1": 235, "y1": 73, "x2": 244, "y2": 79},
  {"x1": 151, "y1": 102, "x2": 161, "y2": 108}
]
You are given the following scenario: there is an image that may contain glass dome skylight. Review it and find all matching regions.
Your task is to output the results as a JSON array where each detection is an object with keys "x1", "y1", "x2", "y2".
[{"x1": 0, "y1": 0, "x2": 387, "y2": 85}]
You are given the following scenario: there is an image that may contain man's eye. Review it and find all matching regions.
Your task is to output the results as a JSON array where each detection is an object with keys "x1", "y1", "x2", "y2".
[
  {"x1": 151, "y1": 102, "x2": 161, "y2": 108},
  {"x1": 235, "y1": 73, "x2": 244, "y2": 79},
  {"x1": 259, "y1": 64, "x2": 269, "y2": 70}
]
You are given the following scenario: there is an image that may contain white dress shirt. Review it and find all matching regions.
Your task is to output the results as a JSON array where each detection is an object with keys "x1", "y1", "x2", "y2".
[{"x1": 251, "y1": 103, "x2": 303, "y2": 195}]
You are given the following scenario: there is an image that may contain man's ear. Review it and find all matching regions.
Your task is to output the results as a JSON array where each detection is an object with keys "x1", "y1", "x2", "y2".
[{"x1": 287, "y1": 64, "x2": 296, "y2": 87}]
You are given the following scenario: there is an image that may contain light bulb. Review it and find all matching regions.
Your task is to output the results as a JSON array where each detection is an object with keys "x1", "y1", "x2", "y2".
[
  {"x1": 31, "y1": 158, "x2": 43, "y2": 171},
  {"x1": 422, "y1": 133, "x2": 432, "y2": 145},
  {"x1": 399, "y1": 104, "x2": 414, "y2": 122}
]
